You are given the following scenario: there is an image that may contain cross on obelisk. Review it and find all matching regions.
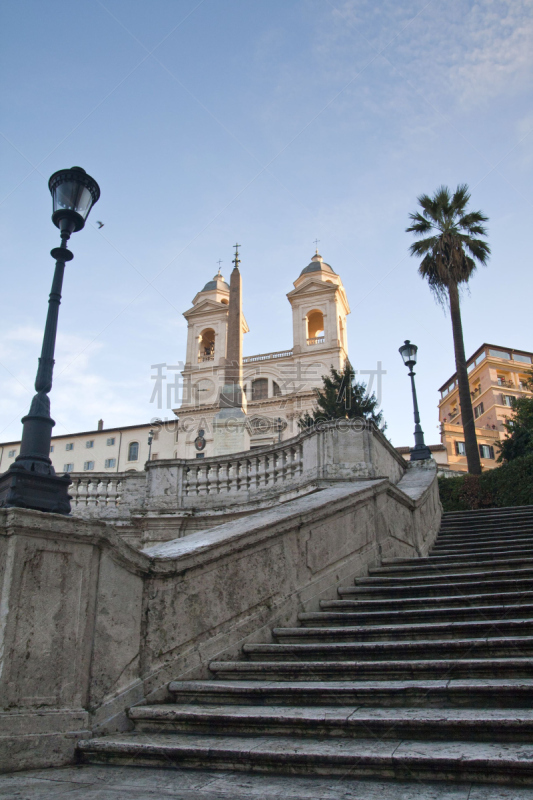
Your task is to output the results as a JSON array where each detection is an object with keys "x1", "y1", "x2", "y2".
[{"x1": 313, "y1": 238, "x2": 320, "y2": 252}]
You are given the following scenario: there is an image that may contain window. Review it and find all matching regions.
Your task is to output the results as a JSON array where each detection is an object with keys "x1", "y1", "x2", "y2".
[
  {"x1": 474, "y1": 403, "x2": 484, "y2": 419},
  {"x1": 128, "y1": 441, "x2": 139, "y2": 461},
  {"x1": 84, "y1": 461, "x2": 95, "y2": 471},
  {"x1": 252, "y1": 378, "x2": 268, "y2": 401},
  {"x1": 196, "y1": 453, "x2": 205, "y2": 459},
  {"x1": 479, "y1": 444, "x2": 495, "y2": 459},
  {"x1": 455, "y1": 441, "x2": 466, "y2": 456},
  {"x1": 66, "y1": 442, "x2": 74, "y2": 451},
  {"x1": 307, "y1": 310, "x2": 324, "y2": 342},
  {"x1": 8, "y1": 449, "x2": 16, "y2": 458},
  {"x1": 175, "y1": 430, "x2": 179, "y2": 442},
  {"x1": 273, "y1": 381, "x2": 282, "y2": 397},
  {"x1": 104, "y1": 458, "x2": 116, "y2": 469},
  {"x1": 50, "y1": 446, "x2": 54, "y2": 453},
  {"x1": 86, "y1": 440, "x2": 94, "y2": 449},
  {"x1": 198, "y1": 328, "x2": 215, "y2": 361},
  {"x1": 513, "y1": 353, "x2": 532, "y2": 364},
  {"x1": 151, "y1": 453, "x2": 158, "y2": 460},
  {"x1": 489, "y1": 349, "x2": 511, "y2": 360},
  {"x1": 502, "y1": 395, "x2": 515, "y2": 407},
  {"x1": 63, "y1": 463, "x2": 74, "y2": 473},
  {"x1": 106, "y1": 437, "x2": 115, "y2": 446}
]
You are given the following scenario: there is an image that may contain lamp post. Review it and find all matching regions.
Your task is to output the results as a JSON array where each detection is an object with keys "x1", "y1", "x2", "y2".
[
  {"x1": 148, "y1": 429, "x2": 154, "y2": 462},
  {"x1": 398, "y1": 339, "x2": 432, "y2": 461},
  {"x1": 0, "y1": 167, "x2": 100, "y2": 514}
]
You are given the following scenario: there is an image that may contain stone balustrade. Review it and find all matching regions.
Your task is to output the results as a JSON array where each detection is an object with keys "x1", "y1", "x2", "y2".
[
  {"x1": 69, "y1": 472, "x2": 146, "y2": 519},
  {"x1": 69, "y1": 421, "x2": 407, "y2": 520},
  {"x1": 183, "y1": 442, "x2": 303, "y2": 498}
]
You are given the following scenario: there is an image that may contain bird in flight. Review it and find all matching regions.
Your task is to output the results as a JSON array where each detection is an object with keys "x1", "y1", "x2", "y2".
[{"x1": 96, "y1": 221, "x2": 104, "y2": 229}]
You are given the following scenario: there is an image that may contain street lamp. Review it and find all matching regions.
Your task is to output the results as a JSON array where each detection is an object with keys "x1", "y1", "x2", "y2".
[
  {"x1": 148, "y1": 429, "x2": 154, "y2": 461},
  {"x1": 0, "y1": 167, "x2": 100, "y2": 514},
  {"x1": 398, "y1": 339, "x2": 432, "y2": 461}
]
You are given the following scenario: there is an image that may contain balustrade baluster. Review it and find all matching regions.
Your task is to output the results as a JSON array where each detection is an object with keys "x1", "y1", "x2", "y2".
[
  {"x1": 78, "y1": 478, "x2": 89, "y2": 508},
  {"x1": 107, "y1": 478, "x2": 118, "y2": 507}
]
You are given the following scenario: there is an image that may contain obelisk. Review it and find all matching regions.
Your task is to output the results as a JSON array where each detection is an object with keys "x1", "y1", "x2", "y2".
[{"x1": 212, "y1": 244, "x2": 250, "y2": 455}]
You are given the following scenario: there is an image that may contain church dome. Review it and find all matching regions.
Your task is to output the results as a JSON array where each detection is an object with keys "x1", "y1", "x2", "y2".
[
  {"x1": 201, "y1": 271, "x2": 230, "y2": 292},
  {"x1": 299, "y1": 252, "x2": 336, "y2": 276}
]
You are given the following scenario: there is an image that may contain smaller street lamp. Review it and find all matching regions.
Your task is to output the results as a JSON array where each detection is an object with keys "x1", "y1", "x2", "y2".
[
  {"x1": 0, "y1": 167, "x2": 100, "y2": 514},
  {"x1": 399, "y1": 340, "x2": 432, "y2": 461},
  {"x1": 148, "y1": 429, "x2": 154, "y2": 461}
]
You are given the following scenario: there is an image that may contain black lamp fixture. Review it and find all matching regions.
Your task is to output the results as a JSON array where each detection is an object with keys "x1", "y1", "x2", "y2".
[
  {"x1": 399, "y1": 339, "x2": 432, "y2": 461},
  {"x1": 148, "y1": 429, "x2": 155, "y2": 462},
  {"x1": 0, "y1": 167, "x2": 100, "y2": 514}
]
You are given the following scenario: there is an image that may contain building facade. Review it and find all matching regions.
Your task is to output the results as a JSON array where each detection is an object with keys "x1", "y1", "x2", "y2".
[
  {"x1": 176, "y1": 251, "x2": 350, "y2": 458},
  {"x1": 438, "y1": 343, "x2": 533, "y2": 472},
  {"x1": 0, "y1": 421, "x2": 178, "y2": 475}
]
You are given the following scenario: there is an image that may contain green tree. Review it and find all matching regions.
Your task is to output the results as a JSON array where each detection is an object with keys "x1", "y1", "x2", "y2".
[
  {"x1": 498, "y1": 372, "x2": 533, "y2": 462},
  {"x1": 407, "y1": 184, "x2": 490, "y2": 475},
  {"x1": 298, "y1": 362, "x2": 386, "y2": 431}
]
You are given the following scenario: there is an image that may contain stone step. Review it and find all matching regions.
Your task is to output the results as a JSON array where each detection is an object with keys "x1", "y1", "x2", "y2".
[
  {"x1": 242, "y1": 634, "x2": 533, "y2": 661},
  {"x1": 241, "y1": 636, "x2": 533, "y2": 661},
  {"x1": 322, "y1": 589, "x2": 533, "y2": 612},
  {"x1": 167, "y1": 678, "x2": 533, "y2": 708},
  {"x1": 76, "y1": 732, "x2": 533, "y2": 783},
  {"x1": 356, "y1": 566, "x2": 533, "y2": 586},
  {"x1": 433, "y1": 533, "x2": 533, "y2": 547},
  {"x1": 431, "y1": 541, "x2": 533, "y2": 555},
  {"x1": 371, "y1": 555, "x2": 533, "y2": 576},
  {"x1": 382, "y1": 548, "x2": 533, "y2": 566},
  {"x1": 300, "y1": 603, "x2": 533, "y2": 627},
  {"x1": 209, "y1": 657, "x2": 533, "y2": 680},
  {"x1": 272, "y1": 618, "x2": 533, "y2": 643},
  {"x1": 338, "y1": 576, "x2": 533, "y2": 599},
  {"x1": 128, "y1": 704, "x2": 533, "y2": 743}
]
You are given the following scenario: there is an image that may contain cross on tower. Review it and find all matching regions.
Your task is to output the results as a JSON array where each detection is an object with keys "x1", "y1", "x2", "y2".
[
  {"x1": 233, "y1": 242, "x2": 241, "y2": 268},
  {"x1": 216, "y1": 259, "x2": 223, "y2": 267},
  {"x1": 313, "y1": 238, "x2": 320, "y2": 252}
]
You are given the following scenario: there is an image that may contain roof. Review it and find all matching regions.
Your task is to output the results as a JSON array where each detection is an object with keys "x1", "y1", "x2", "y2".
[
  {"x1": 438, "y1": 343, "x2": 533, "y2": 393},
  {"x1": 201, "y1": 272, "x2": 230, "y2": 292},
  {"x1": 395, "y1": 444, "x2": 445, "y2": 454},
  {"x1": 299, "y1": 252, "x2": 336, "y2": 277},
  {"x1": 0, "y1": 420, "x2": 179, "y2": 448}
]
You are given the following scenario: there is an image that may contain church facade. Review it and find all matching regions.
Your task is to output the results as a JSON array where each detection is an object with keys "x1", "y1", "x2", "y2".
[{"x1": 176, "y1": 251, "x2": 350, "y2": 459}]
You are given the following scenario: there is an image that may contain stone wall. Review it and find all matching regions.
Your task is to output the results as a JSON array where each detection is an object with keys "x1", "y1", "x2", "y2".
[{"x1": 0, "y1": 459, "x2": 440, "y2": 772}]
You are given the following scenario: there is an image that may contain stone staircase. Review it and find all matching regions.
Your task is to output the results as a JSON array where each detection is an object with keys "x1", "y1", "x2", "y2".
[{"x1": 79, "y1": 505, "x2": 533, "y2": 786}]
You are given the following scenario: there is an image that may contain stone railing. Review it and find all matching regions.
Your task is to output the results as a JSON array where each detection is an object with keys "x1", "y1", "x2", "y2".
[
  {"x1": 243, "y1": 349, "x2": 293, "y2": 363},
  {"x1": 68, "y1": 421, "x2": 408, "y2": 520},
  {"x1": 307, "y1": 336, "x2": 325, "y2": 345},
  {"x1": 183, "y1": 441, "x2": 304, "y2": 497},
  {"x1": 69, "y1": 472, "x2": 146, "y2": 518}
]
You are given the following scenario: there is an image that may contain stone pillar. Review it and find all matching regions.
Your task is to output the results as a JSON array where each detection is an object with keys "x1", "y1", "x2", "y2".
[{"x1": 213, "y1": 255, "x2": 250, "y2": 455}]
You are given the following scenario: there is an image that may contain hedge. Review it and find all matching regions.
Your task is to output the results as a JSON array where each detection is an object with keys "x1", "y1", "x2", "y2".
[{"x1": 438, "y1": 453, "x2": 533, "y2": 512}]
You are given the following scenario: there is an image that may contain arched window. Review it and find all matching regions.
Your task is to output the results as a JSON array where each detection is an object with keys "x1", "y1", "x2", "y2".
[
  {"x1": 252, "y1": 378, "x2": 268, "y2": 401},
  {"x1": 198, "y1": 328, "x2": 215, "y2": 362},
  {"x1": 273, "y1": 381, "x2": 282, "y2": 397},
  {"x1": 128, "y1": 441, "x2": 139, "y2": 461},
  {"x1": 307, "y1": 310, "x2": 324, "y2": 344}
]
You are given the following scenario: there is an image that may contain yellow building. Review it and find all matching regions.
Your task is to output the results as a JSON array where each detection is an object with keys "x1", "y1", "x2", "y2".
[{"x1": 438, "y1": 343, "x2": 533, "y2": 472}]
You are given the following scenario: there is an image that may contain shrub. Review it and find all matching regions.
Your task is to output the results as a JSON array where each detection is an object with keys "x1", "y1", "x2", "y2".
[{"x1": 438, "y1": 453, "x2": 533, "y2": 511}]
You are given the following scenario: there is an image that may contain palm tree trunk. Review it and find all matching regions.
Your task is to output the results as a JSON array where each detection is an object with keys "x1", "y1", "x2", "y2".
[{"x1": 448, "y1": 280, "x2": 481, "y2": 475}]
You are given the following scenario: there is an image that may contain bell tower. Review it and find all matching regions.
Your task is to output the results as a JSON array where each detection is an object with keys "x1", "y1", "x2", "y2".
[{"x1": 287, "y1": 251, "x2": 350, "y2": 361}]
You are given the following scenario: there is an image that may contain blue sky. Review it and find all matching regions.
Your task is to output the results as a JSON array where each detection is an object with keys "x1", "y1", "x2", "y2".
[{"x1": 1, "y1": 0, "x2": 532, "y2": 446}]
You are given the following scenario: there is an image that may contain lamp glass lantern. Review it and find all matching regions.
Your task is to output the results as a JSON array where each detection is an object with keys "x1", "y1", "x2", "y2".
[
  {"x1": 49, "y1": 166, "x2": 101, "y2": 233},
  {"x1": 399, "y1": 340, "x2": 418, "y2": 369}
]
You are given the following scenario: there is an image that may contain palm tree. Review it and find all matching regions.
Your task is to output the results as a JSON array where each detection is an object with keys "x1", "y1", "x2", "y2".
[{"x1": 406, "y1": 185, "x2": 490, "y2": 475}]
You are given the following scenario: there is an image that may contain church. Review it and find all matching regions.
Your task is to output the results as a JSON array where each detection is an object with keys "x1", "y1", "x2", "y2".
[{"x1": 176, "y1": 248, "x2": 350, "y2": 458}]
